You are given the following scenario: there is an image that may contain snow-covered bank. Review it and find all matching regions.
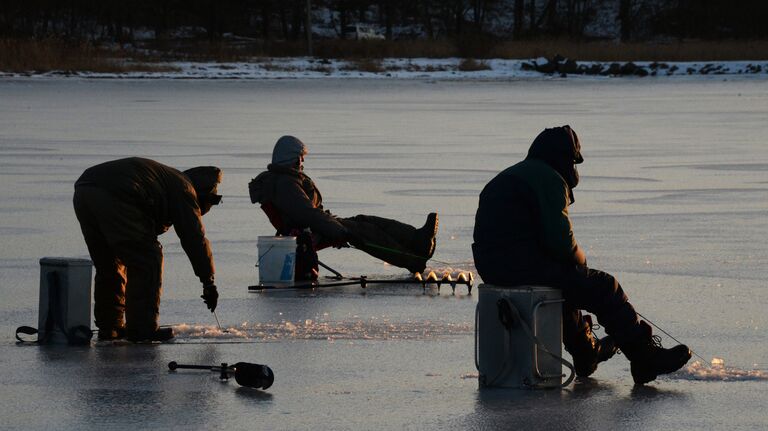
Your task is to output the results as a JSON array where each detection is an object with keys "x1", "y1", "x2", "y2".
[{"x1": 2, "y1": 57, "x2": 768, "y2": 80}]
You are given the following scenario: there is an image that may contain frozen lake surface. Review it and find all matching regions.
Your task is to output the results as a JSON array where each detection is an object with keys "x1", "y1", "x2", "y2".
[{"x1": 1, "y1": 77, "x2": 767, "y2": 430}]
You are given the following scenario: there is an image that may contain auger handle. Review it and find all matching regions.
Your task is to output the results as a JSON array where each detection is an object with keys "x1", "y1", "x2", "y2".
[{"x1": 168, "y1": 361, "x2": 215, "y2": 371}]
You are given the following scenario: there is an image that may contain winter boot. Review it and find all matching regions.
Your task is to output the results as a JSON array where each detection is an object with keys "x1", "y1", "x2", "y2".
[
  {"x1": 621, "y1": 321, "x2": 692, "y2": 385},
  {"x1": 564, "y1": 315, "x2": 618, "y2": 377},
  {"x1": 404, "y1": 257, "x2": 428, "y2": 275},
  {"x1": 411, "y1": 213, "x2": 439, "y2": 260},
  {"x1": 97, "y1": 326, "x2": 126, "y2": 341},
  {"x1": 127, "y1": 327, "x2": 175, "y2": 343}
]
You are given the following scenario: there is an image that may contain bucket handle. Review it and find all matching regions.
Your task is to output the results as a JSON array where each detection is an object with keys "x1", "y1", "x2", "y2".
[
  {"x1": 477, "y1": 296, "x2": 575, "y2": 388},
  {"x1": 524, "y1": 298, "x2": 574, "y2": 387},
  {"x1": 531, "y1": 299, "x2": 572, "y2": 382},
  {"x1": 256, "y1": 244, "x2": 275, "y2": 267}
]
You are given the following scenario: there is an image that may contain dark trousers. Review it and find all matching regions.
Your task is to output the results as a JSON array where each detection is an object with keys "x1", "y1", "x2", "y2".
[
  {"x1": 339, "y1": 215, "x2": 423, "y2": 270},
  {"x1": 480, "y1": 263, "x2": 643, "y2": 349},
  {"x1": 73, "y1": 186, "x2": 163, "y2": 334}
]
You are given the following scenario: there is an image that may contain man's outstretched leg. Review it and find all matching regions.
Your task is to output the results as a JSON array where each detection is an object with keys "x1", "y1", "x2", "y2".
[{"x1": 341, "y1": 213, "x2": 438, "y2": 273}]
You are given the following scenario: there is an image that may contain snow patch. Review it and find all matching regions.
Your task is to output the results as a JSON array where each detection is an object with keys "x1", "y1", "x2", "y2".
[
  {"x1": 172, "y1": 319, "x2": 473, "y2": 342},
  {"x1": 3, "y1": 58, "x2": 767, "y2": 81},
  {"x1": 673, "y1": 357, "x2": 768, "y2": 381}
]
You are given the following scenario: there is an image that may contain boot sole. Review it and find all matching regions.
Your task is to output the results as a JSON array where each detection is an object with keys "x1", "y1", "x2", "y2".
[
  {"x1": 631, "y1": 348, "x2": 692, "y2": 385},
  {"x1": 97, "y1": 327, "x2": 126, "y2": 341},
  {"x1": 424, "y1": 213, "x2": 438, "y2": 259}
]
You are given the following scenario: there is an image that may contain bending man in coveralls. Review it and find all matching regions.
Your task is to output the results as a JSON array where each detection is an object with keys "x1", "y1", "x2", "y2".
[
  {"x1": 249, "y1": 136, "x2": 438, "y2": 275},
  {"x1": 472, "y1": 126, "x2": 691, "y2": 384},
  {"x1": 73, "y1": 157, "x2": 221, "y2": 342}
]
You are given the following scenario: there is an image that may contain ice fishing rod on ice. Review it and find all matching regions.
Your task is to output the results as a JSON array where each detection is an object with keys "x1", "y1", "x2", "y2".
[{"x1": 168, "y1": 361, "x2": 274, "y2": 390}]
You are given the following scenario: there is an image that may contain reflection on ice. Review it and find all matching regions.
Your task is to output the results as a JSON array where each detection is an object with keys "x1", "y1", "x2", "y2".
[
  {"x1": 674, "y1": 357, "x2": 768, "y2": 381},
  {"x1": 173, "y1": 319, "x2": 473, "y2": 342}
]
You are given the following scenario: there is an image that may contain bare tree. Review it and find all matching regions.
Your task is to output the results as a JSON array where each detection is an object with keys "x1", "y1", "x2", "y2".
[
  {"x1": 540, "y1": 0, "x2": 559, "y2": 33},
  {"x1": 440, "y1": 0, "x2": 469, "y2": 36},
  {"x1": 421, "y1": 0, "x2": 436, "y2": 39},
  {"x1": 529, "y1": 0, "x2": 537, "y2": 33},
  {"x1": 259, "y1": 0, "x2": 272, "y2": 40},
  {"x1": 379, "y1": 1, "x2": 393, "y2": 40},
  {"x1": 563, "y1": 0, "x2": 592, "y2": 36},
  {"x1": 513, "y1": 0, "x2": 525, "y2": 38},
  {"x1": 471, "y1": 0, "x2": 487, "y2": 32},
  {"x1": 618, "y1": 0, "x2": 631, "y2": 41}
]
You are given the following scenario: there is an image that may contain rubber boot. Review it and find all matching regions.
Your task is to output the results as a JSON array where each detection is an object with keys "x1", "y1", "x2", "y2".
[
  {"x1": 127, "y1": 327, "x2": 175, "y2": 343},
  {"x1": 564, "y1": 315, "x2": 618, "y2": 377},
  {"x1": 410, "y1": 213, "x2": 439, "y2": 260},
  {"x1": 621, "y1": 321, "x2": 692, "y2": 385}
]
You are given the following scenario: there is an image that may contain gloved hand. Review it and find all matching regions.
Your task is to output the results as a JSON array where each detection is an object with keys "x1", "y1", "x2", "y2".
[
  {"x1": 201, "y1": 284, "x2": 218, "y2": 312},
  {"x1": 343, "y1": 227, "x2": 363, "y2": 247}
]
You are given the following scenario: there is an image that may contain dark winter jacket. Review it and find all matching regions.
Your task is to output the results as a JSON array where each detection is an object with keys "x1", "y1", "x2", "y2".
[
  {"x1": 248, "y1": 164, "x2": 348, "y2": 242},
  {"x1": 75, "y1": 157, "x2": 216, "y2": 285},
  {"x1": 472, "y1": 126, "x2": 583, "y2": 284}
]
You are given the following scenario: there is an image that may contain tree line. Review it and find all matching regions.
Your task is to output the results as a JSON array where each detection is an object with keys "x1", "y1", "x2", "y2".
[{"x1": 1, "y1": 0, "x2": 767, "y2": 42}]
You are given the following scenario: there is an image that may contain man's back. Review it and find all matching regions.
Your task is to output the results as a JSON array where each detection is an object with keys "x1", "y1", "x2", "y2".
[
  {"x1": 472, "y1": 158, "x2": 576, "y2": 284},
  {"x1": 249, "y1": 164, "x2": 347, "y2": 241}
]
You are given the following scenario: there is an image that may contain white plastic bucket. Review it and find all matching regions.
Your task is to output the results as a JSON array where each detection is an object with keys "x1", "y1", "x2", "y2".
[{"x1": 257, "y1": 236, "x2": 296, "y2": 284}]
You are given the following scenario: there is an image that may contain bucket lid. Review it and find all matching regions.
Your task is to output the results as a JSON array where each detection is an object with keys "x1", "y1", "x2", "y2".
[
  {"x1": 477, "y1": 284, "x2": 560, "y2": 293},
  {"x1": 257, "y1": 236, "x2": 296, "y2": 242},
  {"x1": 39, "y1": 257, "x2": 93, "y2": 267}
]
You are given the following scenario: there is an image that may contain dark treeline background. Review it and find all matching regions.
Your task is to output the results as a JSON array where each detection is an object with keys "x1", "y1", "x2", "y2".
[{"x1": 2, "y1": 0, "x2": 767, "y2": 43}]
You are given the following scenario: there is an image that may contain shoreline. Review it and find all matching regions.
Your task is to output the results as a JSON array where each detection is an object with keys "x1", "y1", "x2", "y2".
[{"x1": 2, "y1": 57, "x2": 767, "y2": 81}]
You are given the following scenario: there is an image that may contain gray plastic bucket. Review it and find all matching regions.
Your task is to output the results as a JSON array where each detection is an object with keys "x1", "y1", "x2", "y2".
[
  {"x1": 38, "y1": 257, "x2": 93, "y2": 344},
  {"x1": 475, "y1": 284, "x2": 565, "y2": 389}
]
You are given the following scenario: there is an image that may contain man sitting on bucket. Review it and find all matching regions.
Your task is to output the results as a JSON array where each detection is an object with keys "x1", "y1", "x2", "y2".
[
  {"x1": 249, "y1": 136, "x2": 438, "y2": 276},
  {"x1": 472, "y1": 126, "x2": 691, "y2": 384},
  {"x1": 73, "y1": 157, "x2": 221, "y2": 342}
]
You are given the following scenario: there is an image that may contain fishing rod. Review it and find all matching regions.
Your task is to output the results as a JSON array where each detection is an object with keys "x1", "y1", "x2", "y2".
[
  {"x1": 317, "y1": 260, "x2": 344, "y2": 279},
  {"x1": 168, "y1": 360, "x2": 274, "y2": 390},
  {"x1": 212, "y1": 310, "x2": 228, "y2": 333}
]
